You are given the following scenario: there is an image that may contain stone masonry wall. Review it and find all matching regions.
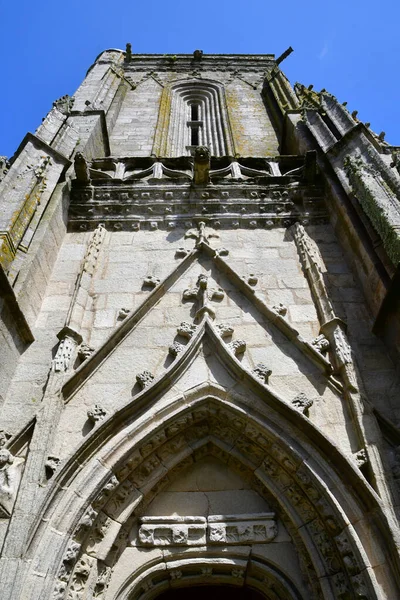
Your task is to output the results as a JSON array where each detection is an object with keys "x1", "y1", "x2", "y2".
[{"x1": 2, "y1": 223, "x2": 399, "y2": 458}]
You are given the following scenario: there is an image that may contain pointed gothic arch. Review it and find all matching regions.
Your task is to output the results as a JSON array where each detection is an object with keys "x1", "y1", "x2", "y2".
[{"x1": 19, "y1": 325, "x2": 397, "y2": 600}]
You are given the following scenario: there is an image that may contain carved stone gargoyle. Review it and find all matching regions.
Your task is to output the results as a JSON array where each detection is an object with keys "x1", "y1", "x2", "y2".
[
  {"x1": 0, "y1": 449, "x2": 25, "y2": 518},
  {"x1": 193, "y1": 146, "x2": 210, "y2": 185},
  {"x1": 74, "y1": 153, "x2": 91, "y2": 184}
]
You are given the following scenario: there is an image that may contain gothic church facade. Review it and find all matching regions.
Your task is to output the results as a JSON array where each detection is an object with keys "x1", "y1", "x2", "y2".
[{"x1": 1, "y1": 47, "x2": 400, "y2": 599}]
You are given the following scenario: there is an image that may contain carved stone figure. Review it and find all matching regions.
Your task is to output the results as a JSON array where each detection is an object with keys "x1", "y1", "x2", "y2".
[
  {"x1": 77, "y1": 343, "x2": 95, "y2": 361},
  {"x1": 0, "y1": 449, "x2": 25, "y2": 517},
  {"x1": 0, "y1": 430, "x2": 11, "y2": 448},
  {"x1": 311, "y1": 334, "x2": 330, "y2": 354},
  {"x1": 74, "y1": 153, "x2": 91, "y2": 184},
  {"x1": 45, "y1": 455, "x2": 60, "y2": 479},
  {"x1": 193, "y1": 146, "x2": 211, "y2": 185}
]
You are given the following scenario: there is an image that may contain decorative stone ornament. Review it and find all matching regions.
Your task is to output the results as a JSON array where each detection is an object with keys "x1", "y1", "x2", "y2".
[
  {"x1": 272, "y1": 303, "x2": 287, "y2": 316},
  {"x1": 252, "y1": 363, "x2": 272, "y2": 384},
  {"x1": 183, "y1": 274, "x2": 225, "y2": 321},
  {"x1": 177, "y1": 322, "x2": 197, "y2": 339},
  {"x1": 291, "y1": 393, "x2": 313, "y2": 414},
  {"x1": 45, "y1": 455, "x2": 60, "y2": 479},
  {"x1": 311, "y1": 333, "x2": 330, "y2": 354},
  {"x1": 216, "y1": 323, "x2": 234, "y2": 338},
  {"x1": 168, "y1": 342, "x2": 185, "y2": 357},
  {"x1": 227, "y1": 339, "x2": 247, "y2": 356},
  {"x1": 136, "y1": 370, "x2": 155, "y2": 390},
  {"x1": 87, "y1": 405, "x2": 107, "y2": 424},
  {"x1": 117, "y1": 307, "x2": 130, "y2": 321},
  {"x1": 77, "y1": 343, "x2": 95, "y2": 362},
  {"x1": 143, "y1": 275, "x2": 160, "y2": 289}
]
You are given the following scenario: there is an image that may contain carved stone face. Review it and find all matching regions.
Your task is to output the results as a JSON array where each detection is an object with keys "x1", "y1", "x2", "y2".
[
  {"x1": 194, "y1": 146, "x2": 210, "y2": 162},
  {"x1": 0, "y1": 449, "x2": 12, "y2": 467},
  {"x1": 197, "y1": 274, "x2": 208, "y2": 289}
]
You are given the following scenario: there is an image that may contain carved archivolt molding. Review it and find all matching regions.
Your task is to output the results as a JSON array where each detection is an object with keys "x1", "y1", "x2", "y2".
[{"x1": 30, "y1": 390, "x2": 383, "y2": 600}]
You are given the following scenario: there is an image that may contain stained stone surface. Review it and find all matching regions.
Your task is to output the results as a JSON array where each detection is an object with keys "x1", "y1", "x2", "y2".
[{"x1": 0, "y1": 49, "x2": 400, "y2": 600}]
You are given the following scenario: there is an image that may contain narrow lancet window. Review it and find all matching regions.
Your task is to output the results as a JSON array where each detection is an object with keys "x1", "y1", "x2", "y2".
[{"x1": 154, "y1": 81, "x2": 234, "y2": 157}]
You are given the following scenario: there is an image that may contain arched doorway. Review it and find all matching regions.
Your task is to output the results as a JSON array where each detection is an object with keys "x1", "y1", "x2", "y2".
[{"x1": 156, "y1": 586, "x2": 266, "y2": 600}]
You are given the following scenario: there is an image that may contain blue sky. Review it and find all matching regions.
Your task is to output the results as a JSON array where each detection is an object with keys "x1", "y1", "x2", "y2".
[{"x1": 1, "y1": 0, "x2": 399, "y2": 158}]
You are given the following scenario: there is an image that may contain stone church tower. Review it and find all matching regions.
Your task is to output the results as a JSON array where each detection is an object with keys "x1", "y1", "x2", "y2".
[{"x1": 1, "y1": 47, "x2": 400, "y2": 600}]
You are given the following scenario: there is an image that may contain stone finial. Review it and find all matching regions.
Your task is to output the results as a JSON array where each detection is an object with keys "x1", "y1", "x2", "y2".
[
  {"x1": 291, "y1": 392, "x2": 313, "y2": 414},
  {"x1": 143, "y1": 275, "x2": 160, "y2": 289},
  {"x1": 136, "y1": 370, "x2": 155, "y2": 390},
  {"x1": 193, "y1": 49, "x2": 203, "y2": 60},
  {"x1": 227, "y1": 339, "x2": 246, "y2": 356},
  {"x1": 169, "y1": 342, "x2": 185, "y2": 357},
  {"x1": 252, "y1": 363, "x2": 272, "y2": 384},
  {"x1": 216, "y1": 323, "x2": 234, "y2": 338},
  {"x1": 311, "y1": 334, "x2": 330, "y2": 354},
  {"x1": 177, "y1": 322, "x2": 197, "y2": 339},
  {"x1": 272, "y1": 303, "x2": 287, "y2": 316},
  {"x1": 193, "y1": 146, "x2": 211, "y2": 185},
  {"x1": 87, "y1": 404, "x2": 107, "y2": 423}
]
